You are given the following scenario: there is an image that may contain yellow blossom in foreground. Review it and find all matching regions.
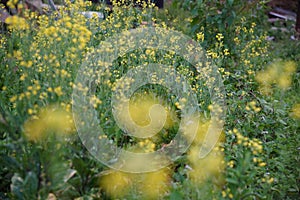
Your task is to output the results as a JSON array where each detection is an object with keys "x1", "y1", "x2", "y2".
[
  {"x1": 24, "y1": 105, "x2": 75, "y2": 141},
  {"x1": 182, "y1": 114, "x2": 225, "y2": 148},
  {"x1": 114, "y1": 92, "x2": 177, "y2": 137},
  {"x1": 99, "y1": 168, "x2": 171, "y2": 199},
  {"x1": 6, "y1": 0, "x2": 18, "y2": 9},
  {"x1": 291, "y1": 103, "x2": 300, "y2": 119},
  {"x1": 256, "y1": 60, "x2": 296, "y2": 94},
  {"x1": 188, "y1": 145, "x2": 224, "y2": 184},
  {"x1": 99, "y1": 170, "x2": 132, "y2": 198},
  {"x1": 138, "y1": 168, "x2": 171, "y2": 199},
  {"x1": 129, "y1": 93, "x2": 176, "y2": 127}
]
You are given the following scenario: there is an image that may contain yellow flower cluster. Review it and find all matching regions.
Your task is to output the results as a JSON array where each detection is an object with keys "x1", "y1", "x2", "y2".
[
  {"x1": 222, "y1": 188, "x2": 234, "y2": 199},
  {"x1": 184, "y1": 115, "x2": 225, "y2": 184},
  {"x1": 207, "y1": 33, "x2": 230, "y2": 59},
  {"x1": 24, "y1": 105, "x2": 75, "y2": 141},
  {"x1": 114, "y1": 92, "x2": 177, "y2": 138},
  {"x1": 2, "y1": 0, "x2": 94, "y2": 121},
  {"x1": 38, "y1": 14, "x2": 92, "y2": 51},
  {"x1": 207, "y1": 49, "x2": 218, "y2": 59},
  {"x1": 100, "y1": 0, "x2": 152, "y2": 36},
  {"x1": 99, "y1": 168, "x2": 170, "y2": 199},
  {"x1": 54, "y1": 86, "x2": 63, "y2": 96},
  {"x1": 261, "y1": 176, "x2": 274, "y2": 184},
  {"x1": 232, "y1": 20, "x2": 269, "y2": 80},
  {"x1": 5, "y1": 16, "x2": 29, "y2": 30},
  {"x1": 256, "y1": 61, "x2": 296, "y2": 94},
  {"x1": 9, "y1": 80, "x2": 41, "y2": 106},
  {"x1": 245, "y1": 101, "x2": 261, "y2": 113},
  {"x1": 6, "y1": 0, "x2": 18, "y2": 9},
  {"x1": 188, "y1": 146, "x2": 225, "y2": 184},
  {"x1": 232, "y1": 128, "x2": 263, "y2": 155},
  {"x1": 89, "y1": 95, "x2": 102, "y2": 108},
  {"x1": 137, "y1": 139, "x2": 156, "y2": 153},
  {"x1": 216, "y1": 33, "x2": 224, "y2": 41},
  {"x1": 291, "y1": 103, "x2": 300, "y2": 119}
]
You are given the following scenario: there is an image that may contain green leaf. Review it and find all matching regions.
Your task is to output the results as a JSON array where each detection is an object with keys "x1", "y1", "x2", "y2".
[
  {"x1": 11, "y1": 173, "x2": 24, "y2": 200},
  {"x1": 227, "y1": 0, "x2": 234, "y2": 7},
  {"x1": 23, "y1": 172, "x2": 38, "y2": 199},
  {"x1": 226, "y1": 177, "x2": 239, "y2": 185}
]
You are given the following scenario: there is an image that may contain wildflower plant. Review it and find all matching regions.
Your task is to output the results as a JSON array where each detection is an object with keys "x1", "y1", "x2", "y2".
[{"x1": 72, "y1": 26, "x2": 226, "y2": 173}]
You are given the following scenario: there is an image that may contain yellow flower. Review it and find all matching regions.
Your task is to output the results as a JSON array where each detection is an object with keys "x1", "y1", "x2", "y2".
[
  {"x1": 139, "y1": 168, "x2": 171, "y2": 199},
  {"x1": 6, "y1": 0, "x2": 16, "y2": 9},
  {"x1": 284, "y1": 61, "x2": 296, "y2": 73},
  {"x1": 47, "y1": 87, "x2": 53, "y2": 92},
  {"x1": 23, "y1": 105, "x2": 75, "y2": 141},
  {"x1": 216, "y1": 33, "x2": 224, "y2": 41},
  {"x1": 222, "y1": 191, "x2": 227, "y2": 198},
  {"x1": 28, "y1": 108, "x2": 34, "y2": 115},
  {"x1": 258, "y1": 162, "x2": 266, "y2": 167},
  {"x1": 5, "y1": 16, "x2": 29, "y2": 30},
  {"x1": 234, "y1": 37, "x2": 240, "y2": 44},
  {"x1": 291, "y1": 103, "x2": 300, "y2": 119},
  {"x1": 227, "y1": 160, "x2": 235, "y2": 168},
  {"x1": 99, "y1": 168, "x2": 171, "y2": 199},
  {"x1": 254, "y1": 107, "x2": 261, "y2": 113},
  {"x1": 114, "y1": 92, "x2": 176, "y2": 138},
  {"x1": 223, "y1": 48, "x2": 230, "y2": 56},
  {"x1": 188, "y1": 145, "x2": 224, "y2": 184},
  {"x1": 99, "y1": 170, "x2": 132, "y2": 198},
  {"x1": 196, "y1": 32, "x2": 204, "y2": 42},
  {"x1": 10, "y1": 95, "x2": 17, "y2": 102},
  {"x1": 256, "y1": 60, "x2": 296, "y2": 94},
  {"x1": 54, "y1": 86, "x2": 63, "y2": 96},
  {"x1": 20, "y1": 74, "x2": 27, "y2": 81},
  {"x1": 267, "y1": 177, "x2": 274, "y2": 184},
  {"x1": 27, "y1": 61, "x2": 33, "y2": 68}
]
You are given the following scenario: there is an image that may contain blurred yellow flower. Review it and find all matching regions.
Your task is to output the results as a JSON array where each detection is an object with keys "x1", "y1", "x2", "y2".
[
  {"x1": 258, "y1": 162, "x2": 266, "y2": 167},
  {"x1": 256, "y1": 60, "x2": 296, "y2": 94},
  {"x1": 129, "y1": 93, "x2": 170, "y2": 126},
  {"x1": 139, "y1": 168, "x2": 171, "y2": 199},
  {"x1": 54, "y1": 86, "x2": 63, "y2": 96},
  {"x1": 188, "y1": 146, "x2": 224, "y2": 184},
  {"x1": 24, "y1": 105, "x2": 75, "y2": 141},
  {"x1": 246, "y1": 101, "x2": 261, "y2": 113},
  {"x1": 291, "y1": 103, "x2": 300, "y2": 119},
  {"x1": 99, "y1": 170, "x2": 132, "y2": 198},
  {"x1": 99, "y1": 167, "x2": 171, "y2": 199},
  {"x1": 182, "y1": 114, "x2": 225, "y2": 146},
  {"x1": 114, "y1": 92, "x2": 177, "y2": 138}
]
